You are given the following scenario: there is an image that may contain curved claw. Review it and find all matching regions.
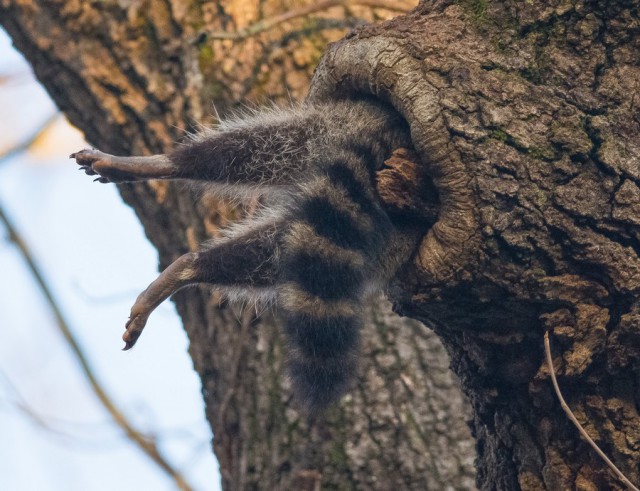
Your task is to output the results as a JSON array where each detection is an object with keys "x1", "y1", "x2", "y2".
[
  {"x1": 71, "y1": 148, "x2": 134, "y2": 184},
  {"x1": 122, "y1": 313, "x2": 148, "y2": 351},
  {"x1": 72, "y1": 148, "x2": 109, "y2": 179}
]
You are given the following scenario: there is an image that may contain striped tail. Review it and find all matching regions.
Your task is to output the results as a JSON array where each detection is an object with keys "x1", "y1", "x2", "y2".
[{"x1": 278, "y1": 153, "x2": 392, "y2": 412}]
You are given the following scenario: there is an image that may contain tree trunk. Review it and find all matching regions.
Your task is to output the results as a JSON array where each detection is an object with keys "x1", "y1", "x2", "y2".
[
  {"x1": 5, "y1": 0, "x2": 639, "y2": 489},
  {"x1": 0, "y1": 1, "x2": 477, "y2": 490},
  {"x1": 307, "y1": 1, "x2": 640, "y2": 489}
]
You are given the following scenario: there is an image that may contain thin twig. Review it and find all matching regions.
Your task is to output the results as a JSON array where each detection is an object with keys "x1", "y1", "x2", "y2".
[
  {"x1": 0, "y1": 367, "x2": 65, "y2": 435},
  {"x1": 278, "y1": 17, "x2": 367, "y2": 45},
  {"x1": 0, "y1": 203, "x2": 194, "y2": 491},
  {"x1": 544, "y1": 331, "x2": 640, "y2": 491},
  {"x1": 0, "y1": 368, "x2": 129, "y2": 449},
  {"x1": 235, "y1": 16, "x2": 366, "y2": 101},
  {"x1": 0, "y1": 112, "x2": 59, "y2": 165},
  {"x1": 204, "y1": 0, "x2": 413, "y2": 41}
]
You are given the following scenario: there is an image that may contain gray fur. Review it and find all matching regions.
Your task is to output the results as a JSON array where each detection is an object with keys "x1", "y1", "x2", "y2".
[{"x1": 71, "y1": 97, "x2": 421, "y2": 412}]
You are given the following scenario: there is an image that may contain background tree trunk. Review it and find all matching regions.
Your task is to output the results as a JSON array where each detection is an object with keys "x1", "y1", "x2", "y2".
[{"x1": 0, "y1": 1, "x2": 477, "y2": 489}]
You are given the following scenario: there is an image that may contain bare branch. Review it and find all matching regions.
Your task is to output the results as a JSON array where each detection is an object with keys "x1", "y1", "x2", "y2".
[
  {"x1": 0, "y1": 368, "x2": 66, "y2": 435},
  {"x1": 544, "y1": 332, "x2": 640, "y2": 491},
  {"x1": 0, "y1": 112, "x2": 58, "y2": 165},
  {"x1": 203, "y1": 0, "x2": 413, "y2": 41},
  {"x1": 0, "y1": 203, "x2": 195, "y2": 491}
]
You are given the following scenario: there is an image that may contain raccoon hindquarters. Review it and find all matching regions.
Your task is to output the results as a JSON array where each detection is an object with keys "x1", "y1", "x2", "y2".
[
  {"x1": 277, "y1": 154, "x2": 393, "y2": 412},
  {"x1": 71, "y1": 98, "x2": 414, "y2": 413}
]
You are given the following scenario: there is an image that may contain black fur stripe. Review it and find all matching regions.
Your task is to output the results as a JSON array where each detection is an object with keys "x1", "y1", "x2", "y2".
[
  {"x1": 283, "y1": 251, "x2": 363, "y2": 301},
  {"x1": 288, "y1": 356, "x2": 358, "y2": 414},
  {"x1": 325, "y1": 162, "x2": 378, "y2": 218},
  {"x1": 300, "y1": 196, "x2": 369, "y2": 251},
  {"x1": 283, "y1": 313, "x2": 359, "y2": 358},
  {"x1": 284, "y1": 312, "x2": 361, "y2": 412},
  {"x1": 344, "y1": 141, "x2": 378, "y2": 168}
]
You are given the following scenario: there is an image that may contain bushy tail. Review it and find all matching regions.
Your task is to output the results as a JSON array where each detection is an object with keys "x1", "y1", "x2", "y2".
[
  {"x1": 278, "y1": 153, "x2": 392, "y2": 412},
  {"x1": 282, "y1": 309, "x2": 362, "y2": 412}
]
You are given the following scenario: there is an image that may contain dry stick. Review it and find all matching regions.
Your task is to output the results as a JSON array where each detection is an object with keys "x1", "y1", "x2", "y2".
[
  {"x1": 0, "y1": 204, "x2": 194, "y2": 491},
  {"x1": 205, "y1": 0, "x2": 413, "y2": 40},
  {"x1": 544, "y1": 332, "x2": 640, "y2": 491},
  {"x1": 0, "y1": 368, "x2": 66, "y2": 435},
  {"x1": 0, "y1": 112, "x2": 59, "y2": 164}
]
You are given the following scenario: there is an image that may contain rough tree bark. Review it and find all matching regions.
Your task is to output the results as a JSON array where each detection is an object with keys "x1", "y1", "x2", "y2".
[
  {"x1": 307, "y1": 1, "x2": 640, "y2": 489},
  {"x1": 0, "y1": 1, "x2": 477, "y2": 490},
  {"x1": 3, "y1": 0, "x2": 639, "y2": 489}
]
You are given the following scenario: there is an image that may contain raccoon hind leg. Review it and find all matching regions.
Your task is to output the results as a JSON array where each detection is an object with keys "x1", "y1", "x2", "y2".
[{"x1": 124, "y1": 219, "x2": 282, "y2": 349}]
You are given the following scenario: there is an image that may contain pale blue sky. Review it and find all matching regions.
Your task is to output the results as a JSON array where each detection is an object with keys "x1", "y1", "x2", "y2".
[{"x1": 0, "y1": 28, "x2": 220, "y2": 491}]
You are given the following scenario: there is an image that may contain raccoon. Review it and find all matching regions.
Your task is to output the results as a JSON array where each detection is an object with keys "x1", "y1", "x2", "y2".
[{"x1": 71, "y1": 97, "x2": 422, "y2": 412}]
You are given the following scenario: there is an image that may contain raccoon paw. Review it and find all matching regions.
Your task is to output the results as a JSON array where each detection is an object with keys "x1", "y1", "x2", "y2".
[
  {"x1": 122, "y1": 310, "x2": 150, "y2": 350},
  {"x1": 70, "y1": 148, "x2": 127, "y2": 183}
]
